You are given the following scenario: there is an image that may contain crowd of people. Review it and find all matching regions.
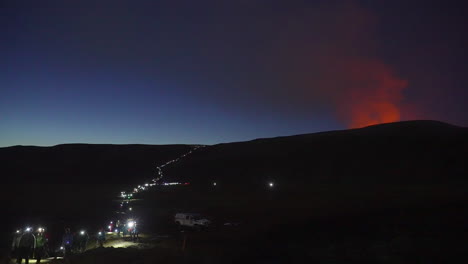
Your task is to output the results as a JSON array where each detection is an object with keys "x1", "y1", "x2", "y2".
[
  {"x1": 10, "y1": 219, "x2": 139, "y2": 263},
  {"x1": 11, "y1": 227, "x2": 49, "y2": 264}
]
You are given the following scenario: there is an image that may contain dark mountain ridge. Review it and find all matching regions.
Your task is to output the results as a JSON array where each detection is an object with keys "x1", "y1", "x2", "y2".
[
  {"x1": 163, "y1": 120, "x2": 468, "y2": 187},
  {"x1": 2, "y1": 120, "x2": 466, "y2": 187},
  {"x1": 0, "y1": 144, "x2": 193, "y2": 184}
]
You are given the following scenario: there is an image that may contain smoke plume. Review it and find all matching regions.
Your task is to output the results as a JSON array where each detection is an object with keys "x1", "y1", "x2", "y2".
[
  {"x1": 266, "y1": 2, "x2": 410, "y2": 128},
  {"x1": 331, "y1": 58, "x2": 408, "y2": 128}
]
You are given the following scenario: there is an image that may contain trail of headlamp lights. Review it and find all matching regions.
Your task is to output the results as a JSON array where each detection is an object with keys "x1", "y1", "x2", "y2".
[{"x1": 120, "y1": 145, "x2": 205, "y2": 199}]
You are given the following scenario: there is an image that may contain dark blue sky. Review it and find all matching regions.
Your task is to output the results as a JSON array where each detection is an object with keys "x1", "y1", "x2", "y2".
[{"x1": 1, "y1": 0, "x2": 467, "y2": 147}]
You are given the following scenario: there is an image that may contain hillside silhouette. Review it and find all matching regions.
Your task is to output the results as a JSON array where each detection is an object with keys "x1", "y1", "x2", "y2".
[
  {"x1": 163, "y1": 120, "x2": 468, "y2": 186},
  {"x1": 1, "y1": 120, "x2": 467, "y2": 262},
  {"x1": 0, "y1": 144, "x2": 193, "y2": 184}
]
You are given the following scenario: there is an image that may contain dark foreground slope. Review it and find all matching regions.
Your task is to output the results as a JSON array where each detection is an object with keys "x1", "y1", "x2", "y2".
[
  {"x1": 135, "y1": 120, "x2": 468, "y2": 263},
  {"x1": 155, "y1": 120, "x2": 468, "y2": 221},
  {"x1": 0, "y1": 144, "x2": 193, "y2": 249}
]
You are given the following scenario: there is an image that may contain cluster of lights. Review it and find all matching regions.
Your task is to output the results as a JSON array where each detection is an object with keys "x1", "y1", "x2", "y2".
[
  {"x1": 127, "y1": 220, "x2": 136, "y2": 228},
  {"x1": 108, "y1": 221, "x2": 115, "y2": 231},
  {"x1": 116, "y1": 146, "x2": 206, "y2": 216},
  {"x1": 118, "y1": 146, "x2": 203, "y2": 200},
  {"x1": 121, "y1": 192, "x2": 133, "y2": 199},
  {"x1": 161, "y1": 182, "x2": 190, "y2": 186},
  {"x1": 15, "y1": 226, "x2": 46, "y2": 234},
  {"x1": 119, "y1": 201, "x2": 130, "y2": 208}
]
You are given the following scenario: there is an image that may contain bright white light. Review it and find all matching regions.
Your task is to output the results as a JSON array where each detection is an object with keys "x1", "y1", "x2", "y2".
[
  {"x1": 269, "y1": 182, "x2": 274, "y2": 187},
  {"x1": 145, "y1": 183, "x2": 149, "y2": 187},
  {"x1": 98, "y1": 232, "x2": 102, "y2": 235},
  {"x1": 129, "y1": 207, "x2": 132, "y2": 211},
  {"x1": 16, "y1": 230, "x2": 20, "y2": 233},
  {"x1": 213, "y1": 182, "x2": 217, "y2": 186},
  {"x1": 25, "y1": 227, "x2": 31, "y2": 232},
  {"x1": 60, "y1": 246, "x2": 64, "y2": 250},
  {"x1": 38, "y1": 228, "x2": 43, "y2": 232},
  {"x1": 108, "y1": 225, "x2": 112, "y2": 230},
  {"x1": 127, "y1": 221, "x2": 134, "y2": 228},
  {"x1": 80, "y1": 231, "x2": 85, "y2": 235},
  {"x1": 115, "y1": 229, "x2": 118, "y2": 232}
]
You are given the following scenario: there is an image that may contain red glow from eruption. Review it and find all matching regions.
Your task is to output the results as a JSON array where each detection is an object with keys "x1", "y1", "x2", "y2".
[{"x1": 336, "y1": 59, "x2": 408, "y2": 128}]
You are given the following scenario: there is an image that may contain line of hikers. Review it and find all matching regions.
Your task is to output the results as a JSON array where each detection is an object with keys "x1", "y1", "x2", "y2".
[
  {"x1": 11, "y1": 227, "x2": 101, "y2": 264},
  {"x1": 106, "y1": 219, "x2": 140, "y2": 242},
  {"x1": 61, "y1": 227, "x2": 94, "y2": 256},
  {"x1": 11, "y1": 220, "x2": 139, "y2": 263}
]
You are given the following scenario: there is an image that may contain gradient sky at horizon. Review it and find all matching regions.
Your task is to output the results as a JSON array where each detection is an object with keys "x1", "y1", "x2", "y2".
[{"x1": 1, "y1": 0, "x2": 467, "y2": 147}]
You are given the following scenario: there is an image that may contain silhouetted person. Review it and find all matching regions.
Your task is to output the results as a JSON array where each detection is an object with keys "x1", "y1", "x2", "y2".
[
  {"x1": 35, "y1": 232, "x2": 47, "y2": 263},
  {"x1": 97, "y1": 229, "x2": 106, "y2": 247},
  {"x1": 11, "y1": 230, "x2": 22, "y2": 261},
  {"x1": 17, "y1": 228, "x2": 35, "y2": 264},
  {"x1": 71, "y1": 231, "x2": 80, "y2": 253},
  {"x1": 115, "y1": 220, "x2": 121, "y2": 237},
  {"x1": 61, "y1": 228, "x2": 73, "y2": 258},
  {"x1": 122, "y1": 223, "x2": 128, "y2": 238},
  {"x1": 77, "y1": 230, "x2": 89, "y2": 253},
  {"x1": 131, "y1": 225, "x2": 139, "y2": 242}
]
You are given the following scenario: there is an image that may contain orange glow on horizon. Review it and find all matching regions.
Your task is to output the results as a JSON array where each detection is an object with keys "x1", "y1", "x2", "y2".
[{"x1": 335, "y1": 59, "x2": 408, "y2": 128}]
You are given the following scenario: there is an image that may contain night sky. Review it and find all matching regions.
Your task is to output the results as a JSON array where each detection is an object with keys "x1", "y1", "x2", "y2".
[{"x1": 1, "y1": 0, "x2": 467, "y2": 147}]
